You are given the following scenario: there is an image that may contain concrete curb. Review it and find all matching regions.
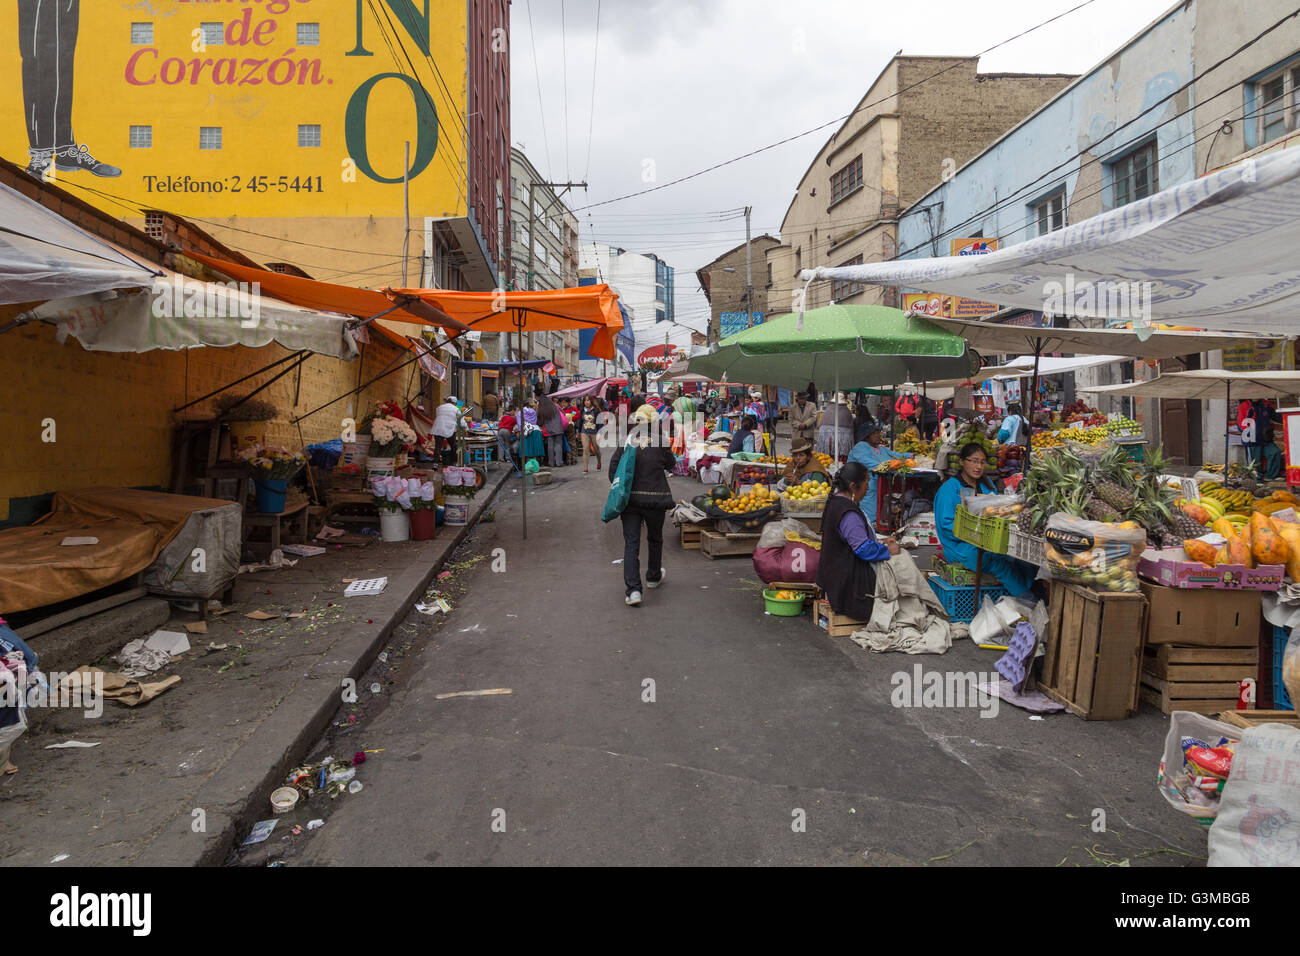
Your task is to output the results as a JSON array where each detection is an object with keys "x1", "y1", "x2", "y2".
[{"x1": 133, "y1": 466, "x2": 515, "y2": 866}]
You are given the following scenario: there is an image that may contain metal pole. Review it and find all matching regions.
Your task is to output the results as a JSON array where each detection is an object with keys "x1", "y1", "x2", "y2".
[
  {"x1": 402, "y1": 141, "x2": 410, "y2": 286},
  {"x1": 1225, "y1": 382, "x2": 1231, "y2": 474},
  {"x1": 518, "y1": 312, "x2": 528, "y2": 540},
  {"x1": 1024, "y1": 339, "x2": 1043, "y2": 475}
]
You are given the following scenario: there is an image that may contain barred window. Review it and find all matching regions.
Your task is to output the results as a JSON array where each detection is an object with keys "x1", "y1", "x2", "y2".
[
  {"x1": 831, "y1": 155, "x2": 864, "y2": 204},
  {"x1": 200, "y1": 22, "x2": 224, "y2": 46},
  {"x1": 831, "y1": 255, "x2": 865, "y2": 301},
  {"x1": 131, "y1": 23, "x2": 153, "y2": 45},
  {"x1": 129, "y1": 125, "x2": 153, "y2": 149},
  {"x1": 199, "y1": 127, "x2": 223, "y2": 150},
  {"x1": 298, "y1": 124, "x2": 322, "y2": 148},
  {"x1": 297, "y1": 22, "x2": 321, "y2": 46}
]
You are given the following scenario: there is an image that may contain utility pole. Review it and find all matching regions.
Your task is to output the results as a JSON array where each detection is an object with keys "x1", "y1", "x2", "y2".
[
  {"x1": 401, "y1": 141, "x2": 411, "y2": 286},
  {"x1": 744, "y1": 205, "x2": 753, "y2": 328},
  {"x1": 526, "y1": 178, "x2": 586, "y2": 364}
]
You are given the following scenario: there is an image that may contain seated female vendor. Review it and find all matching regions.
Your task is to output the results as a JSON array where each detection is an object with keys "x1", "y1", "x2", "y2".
[
  {"x1": 727, "y1": 415, "x2": 759, "y2": 456},
  {"x1": 933, "y1": 442, "x2": 1037, "y2": 598},
  {"x1": 779, "y1": 441, "x2": 829, "y2": 489},
  {"x1": 815, "y1": 462, "x2": 900, "y2": 622}
]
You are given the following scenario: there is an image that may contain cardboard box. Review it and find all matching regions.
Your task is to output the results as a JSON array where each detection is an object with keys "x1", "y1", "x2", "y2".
[
  {"x1": 1141, "y1": 581, "x2": 1262, "y2": 646},
  {"x1": 1138, "y1": 547, "x2": 1283, "y2": 591}
]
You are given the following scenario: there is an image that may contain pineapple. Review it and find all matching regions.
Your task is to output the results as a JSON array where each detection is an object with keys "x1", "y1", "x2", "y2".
[{"x1": 1086, "y1": 496, "x2": 1122, "y2": 524}]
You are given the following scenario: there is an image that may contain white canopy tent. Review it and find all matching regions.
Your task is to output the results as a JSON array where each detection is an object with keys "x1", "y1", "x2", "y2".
[
  {"x1": 803, "y1": 145, "x2": 1300, "y2": 335},
  {"x1": 0, "y1": 180, "x2": 159, "y2": 305},
  {"x1": 1081, "y1": 369, "x2": 1300, "y2": 467},
  {"x1": 14, "y1": 277, "x2": 360, "y2": 360}
]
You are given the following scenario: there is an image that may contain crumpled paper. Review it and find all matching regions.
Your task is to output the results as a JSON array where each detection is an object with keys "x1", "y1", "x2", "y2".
[
  {"x1": 61, "y1": 666, "x2": 180, "y2": 707},
  {"x1": 114, "y1": 630, "x2": 190, "y2": 677},
  {"x1": 238, "y1": 549, "x2": 299, "y2": 574}
]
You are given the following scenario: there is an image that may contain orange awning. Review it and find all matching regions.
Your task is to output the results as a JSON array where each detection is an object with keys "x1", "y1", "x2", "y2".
[{"x1": 188, "y1": 252, "x2": 623, "y2": 360}]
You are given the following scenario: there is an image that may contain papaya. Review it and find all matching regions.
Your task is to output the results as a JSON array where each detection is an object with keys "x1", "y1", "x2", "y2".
[
  {"x1": 1278, "y1": 523, "x2": 1300, "y2": 580},
  {"x1": 1251, "y1": 512, "x2": 1289, "y2": 566},
  {"x1": 1226, "y1": 536, "x2": 1252, "y2": 567},
  {"x1": 1272, "y1": 489, "x2": 1300, "y2": 505},
  {"x1": 1182, "y1": 538, "x2": 1218, "y2": 568},
  {"x1": 1178, "y1": 503, "x2": 1212, "y2": 525},
  {"x1": 1214, "y1": 544, "x2": 1232, "y2": 566},
  {"x1": 1211, "y1": 517, "x2": 1238, "y2": 539},
  {"x1": 1252, "y1": 498, "x2": 1291, "y2": 516}
]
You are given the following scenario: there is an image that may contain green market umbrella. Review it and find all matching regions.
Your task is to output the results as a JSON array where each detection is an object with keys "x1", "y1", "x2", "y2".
[{"x1": 687, "y1": 305, "x2": 979, "y2": 390}]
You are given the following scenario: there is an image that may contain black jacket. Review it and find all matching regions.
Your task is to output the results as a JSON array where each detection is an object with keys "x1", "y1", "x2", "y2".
[
  {"x1": 816, "y1": 493, "x2": 878, "y2": 621},
  {"x1": 609, "y1": 442, "x2": 675, "y2": 511}
]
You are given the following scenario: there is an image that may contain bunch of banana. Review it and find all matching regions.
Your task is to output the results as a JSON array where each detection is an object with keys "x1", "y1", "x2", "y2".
[
  {"x1": 1201, "y1": 486, "x2": 1255, "y2": 515},
  {"x1": 1194, "y1": 496, "x2": 1226, "y2": 521}
]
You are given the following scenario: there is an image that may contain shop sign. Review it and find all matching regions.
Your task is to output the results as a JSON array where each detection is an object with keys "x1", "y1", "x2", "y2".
[
  {"x1": 720, "y1": 312, "x2": 764, "y2": 338},
  {"x1": 1222, "y1": 337, "x2": 1293, "y2": 372}
]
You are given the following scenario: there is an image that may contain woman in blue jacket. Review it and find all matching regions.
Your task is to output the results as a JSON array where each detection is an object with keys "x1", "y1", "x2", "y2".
[{"x1": 934, "y1": 442, "x2": 1036, "y2": 597}]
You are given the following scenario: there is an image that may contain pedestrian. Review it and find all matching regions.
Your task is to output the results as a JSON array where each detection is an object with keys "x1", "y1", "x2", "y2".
[
  {"x1": 497, "y1": 408, "x2": 518, "y2": 468},
  {"x1": 728, "y1": 415, "x2": 759, "y2": 456},
  {"x1": 536, "y1": 386, "x2": 566, "y2": 468},
  {"x1": 816, "y1": 392, "x2": 855, "y2": 459},
  {"x1": 610, "y1": 397, "x2": 676, "y2": 606},
  {"x1": 581, "y1": 395, "x2": 603, "y2": 473},
  {"x1": 789, "y1": 391, "x2": 819, "y2": 450},
  {"x1": 997, "y1": 403, "x2": 1029, "y2": 448},
  {"x1": 815, "y1": 462, "x2": 899, "y2": 623},
  {"x1": 853, "y1": 401, "x2": 878, "y2": 444},
  {"x1": 744, "y1": 389, "x2": 768, "y2": 455},
  {"x1": 481, "y1": 389, "x2": 500, "y2": 419},
  {"x1": 921, "y1": 397, "x2": 939, "y2": 440},
  {"x1": 432, "y1": 395, "x2": 461, "y2": 465}
]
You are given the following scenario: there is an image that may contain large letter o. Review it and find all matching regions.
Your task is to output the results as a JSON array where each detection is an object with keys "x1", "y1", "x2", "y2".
[{"x1": 344, "y1": 72, "x2": 439, "y2": 184}]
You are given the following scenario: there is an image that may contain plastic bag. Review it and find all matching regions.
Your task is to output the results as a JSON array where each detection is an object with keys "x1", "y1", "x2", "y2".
[
  {"x1": 965, "y1": 493, "x2": 1024, "y2": 517},
  {"x1": 1282, "y1": 626, "x2": 1300, "y2": 709},
  {"x1": 1209, "y1": 723, "x2": 1300, "y2": 865},
  {"x1": 1044, "y1": 513, "x2": 1145, "y2": 592},
  {"x1": 1158, "y1": 711, "x2": 1241, "y2": 822}
]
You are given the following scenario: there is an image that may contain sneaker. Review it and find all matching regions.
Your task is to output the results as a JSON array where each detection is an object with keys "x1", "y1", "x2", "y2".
[
  {"x1": 55, "y1": 144, "x2": 121, "y2": 177},
  {"x1": 646, "y1": 568, "x2": 666, "y2": 589},
  {"x1": 625, "y1": 590, "x2": 642, "y2": 606},
  {"x1": 24, "y1": 149, "x2": 53, "y2": 180}
]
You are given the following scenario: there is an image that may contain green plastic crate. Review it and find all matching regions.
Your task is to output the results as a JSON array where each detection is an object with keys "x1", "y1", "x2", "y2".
[{"x1": 954, "y1": 503, "x2": 1012, "y2": 555}]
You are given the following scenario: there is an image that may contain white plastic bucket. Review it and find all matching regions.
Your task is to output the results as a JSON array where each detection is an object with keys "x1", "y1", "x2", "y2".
[
  {"x1": 342, "y1": 436, "x2": 372, "y2": 467},
  {"x1": 379, "y1": 509, "x2": 410, "y2": 542},
  {"x1": 444, "y1": 501, "x2": 469, "y2": 526},
  {"x1": 366, "y1": 456, "x2": 396, "y2": 477}
]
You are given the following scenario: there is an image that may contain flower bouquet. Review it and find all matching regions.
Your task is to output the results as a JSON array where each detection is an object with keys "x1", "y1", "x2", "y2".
[
  {"x1": 236, "y1": 443, "x2": 307, "y2": 479},
  {"x1": 370, "y1": 415, "x2": 418, "y2": 457}
]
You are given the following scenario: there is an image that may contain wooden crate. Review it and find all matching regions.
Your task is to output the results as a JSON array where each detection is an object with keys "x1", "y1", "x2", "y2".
[
  {"x1": 771, "y1": 582, "x2": 822, "y2": 610},
  {"x1": 1042, "y1": 583, "x2": 1148, "y2": 720},
  {"x1": 678, "y1": 521, "x2": 709, "y2": 550},
  {"x1": 1217, "y1": 709, "x2": 1300, "y2": 729},
  {"x1": 700, "y1": 529, "x2": 760, "y2": 559},
  {"x1": 813, "y1": 599, "x2": 868, "y2": 637},
  {"x1": 1141, "y1": 644, "x2": 1259, "y2": 715}
]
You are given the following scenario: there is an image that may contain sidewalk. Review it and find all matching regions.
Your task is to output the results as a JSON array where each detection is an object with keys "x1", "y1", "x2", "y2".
[{"x1": 0, "y1": 467, "x2": 513, "y2": 866}]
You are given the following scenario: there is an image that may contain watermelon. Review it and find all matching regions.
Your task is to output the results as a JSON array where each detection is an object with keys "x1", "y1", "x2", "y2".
[
  {"x1": 710, "y1": 485, "x2": 732, "y2": 500},
  {"x1": 691, "y1": 494, "x2": 710, "y2": 510}
]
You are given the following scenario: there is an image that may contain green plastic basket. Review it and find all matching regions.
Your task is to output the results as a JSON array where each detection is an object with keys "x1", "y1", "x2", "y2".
[
  {"x1": 763, "y1": 589, "x2": 806, "y2": 616},
  {"x1": 954, "y1": 503, "x2": 1012, "y2": 555}
]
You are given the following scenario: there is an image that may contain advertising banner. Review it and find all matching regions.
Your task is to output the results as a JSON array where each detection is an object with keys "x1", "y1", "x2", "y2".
[{"x1": 2, "y1": 1, "x2": 469, "y2": 219}]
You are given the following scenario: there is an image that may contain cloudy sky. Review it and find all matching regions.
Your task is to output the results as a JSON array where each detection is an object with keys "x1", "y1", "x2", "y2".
[{"x1": 511, "y1": 0, "x2": 1177, "y2": 346}]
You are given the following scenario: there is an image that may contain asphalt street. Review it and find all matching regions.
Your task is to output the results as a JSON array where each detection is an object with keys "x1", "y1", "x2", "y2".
[{"x1": 270, "y1": 465, "x2": 1208, "y2": 867}]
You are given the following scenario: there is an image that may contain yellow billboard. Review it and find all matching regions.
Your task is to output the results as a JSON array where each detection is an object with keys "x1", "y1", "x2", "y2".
[{"x1": 2, "y1": 1, "x2": 468, "y2": 219}]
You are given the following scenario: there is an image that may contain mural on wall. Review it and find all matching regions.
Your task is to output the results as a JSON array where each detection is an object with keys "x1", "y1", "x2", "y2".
[
  {"x1": 4, "y1": 1, "x2": 469, "y2": 219},
  {"x1": 17, "y1": 0, "x2": 120, "y2": 178}
]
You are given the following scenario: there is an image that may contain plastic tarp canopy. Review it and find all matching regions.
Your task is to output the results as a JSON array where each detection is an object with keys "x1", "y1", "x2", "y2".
[
  {"x1": 687, "y1": 304, "x2": 978, "y2": 390},
  {"x1": 988, "y1": 353, "x2": 1130, "y2": 380},
  {"x1": 805, "y1": 145, "x2": 1300, "y2": 334},
  {"x1": 1079, "y1": 368, "x2": 1300, "y2": 400},
  {"x1": 918, "y1": 316, "x2": 1262, "y2": 360},
  {"x1": 187, "y1": 251, "x2": 626, "y2": 361},
  {"x1": 0, "y1": 488, "x2": 241, "y2": 613},
  {"x1": 454, "y1": 358, "x2": 550, "y2": 371},
  {"x1": 659, "y1": 359, "x2": 714, "y2": 383},
  {"x1": 549, "y1": 377, "x2": 616, "y2": 399},
  {"x1": 0, "y1": 180, "x2": 160, "y2": 306},
  {"x1": 15, "y1": 277, "x2": 360, "y2": 358}
]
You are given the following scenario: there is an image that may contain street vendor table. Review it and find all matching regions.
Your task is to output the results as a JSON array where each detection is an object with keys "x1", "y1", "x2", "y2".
[{"x1": 875, "y1": 469, "x2": 941, "y2": 533}]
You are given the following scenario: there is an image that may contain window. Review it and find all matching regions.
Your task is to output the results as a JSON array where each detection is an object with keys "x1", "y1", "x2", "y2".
[
  {"x1": 199, "y1": 127, "x2": 223, "y2": 150},
  {"x1": 129, "y1": 125, "x2": 152, "y2": 149},
  {"x1": 1254, "y1": 62, "x2": 1300, "y2": 145},
  {"x1": 1033, "y1": 192, "x2": 1065, "y2": 236},
  {"x1": 297, "y1": 22, "x2": 321, "y2": 46},
  {"x1": 298, "y1": 124, "x2": 321, "y2": 148},
  {"x1": 1110, "y1": 141, "x2": 1157, "y2": 208},
  {"x1": 831, "y1": 255, "x2": 865, "y2": 301},
  {"x1": 766, "y1": 262, "x2": 773, "y2": 287},
  {"x1": 131, "y1": 23, "x2": 153, "y2": 45},
  {"x1": 200, "y1": 22, "x2": 224, "y2": 46},
  {"x1": 830, "y1": 155, "x2": 864, "y2": 204}
]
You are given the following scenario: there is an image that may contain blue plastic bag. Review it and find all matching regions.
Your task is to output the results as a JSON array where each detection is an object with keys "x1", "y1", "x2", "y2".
[{"x1": 602, "y1": 445, "x2": 637, "y2": 522}]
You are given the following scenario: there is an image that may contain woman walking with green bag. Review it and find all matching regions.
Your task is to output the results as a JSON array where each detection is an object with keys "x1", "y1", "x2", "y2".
[{"x1": 607, "y1": 396, "x2": 676, "y2": 606}]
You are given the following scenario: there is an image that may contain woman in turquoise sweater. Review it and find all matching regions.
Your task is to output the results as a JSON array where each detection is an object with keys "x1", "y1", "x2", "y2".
[{"x1": 934, "y1": 442, "x2": 1036, "y2": 597}]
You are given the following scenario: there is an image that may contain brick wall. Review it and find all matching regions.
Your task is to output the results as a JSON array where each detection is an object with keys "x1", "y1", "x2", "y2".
[
  {"x1": 897, "y1": 60, "x2": 1076, "y2": 209},
  {"x1": 699, "y1": 237, "x2": 781, "y2": 341},
  {"x1": 0, "y1": 321, "x2": 410, "y2": 523}
]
